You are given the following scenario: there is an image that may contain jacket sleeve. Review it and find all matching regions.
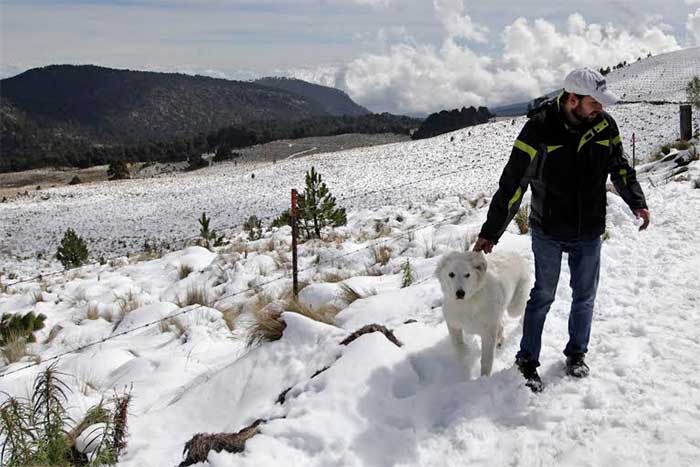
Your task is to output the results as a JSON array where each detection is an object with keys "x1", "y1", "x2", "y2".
[
  {"x1": 479, "y1": 120, "x2": 539, "y2": 243},
  {"x1": 607, "y1": 119, "x2": 647, "y2": 211}
]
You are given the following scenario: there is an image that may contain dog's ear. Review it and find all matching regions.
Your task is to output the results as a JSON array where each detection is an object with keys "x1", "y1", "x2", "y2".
[{"x1": 472, "y1": 251, "x2": 487, "y2": 274}]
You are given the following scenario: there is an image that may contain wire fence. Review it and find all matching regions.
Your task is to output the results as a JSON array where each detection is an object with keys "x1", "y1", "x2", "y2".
[
  {"x1": 0, "y1": 171, "x2": 475, "y2": 378},
  {"x1": 0, "y1": 210, "x2": 467, "y2": 379}
]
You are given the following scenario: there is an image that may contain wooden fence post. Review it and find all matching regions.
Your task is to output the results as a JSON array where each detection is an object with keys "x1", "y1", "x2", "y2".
[
  {"x1": 680, "y1": 104, "x2": 692, "y2": 141},
  {"x1": 291, "y1": 189, "x2": 299, "y2": 298}
]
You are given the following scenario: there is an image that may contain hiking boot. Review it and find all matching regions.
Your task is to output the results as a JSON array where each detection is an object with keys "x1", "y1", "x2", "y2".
[
  {"x1": 565, "y1": 353, "x2": 590, "y2": 378},
  {"x1": 515, "y1": 356, "x2": 544, "y2": 393}
]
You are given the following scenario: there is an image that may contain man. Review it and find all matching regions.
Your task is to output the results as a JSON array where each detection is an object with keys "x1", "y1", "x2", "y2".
[{"x1": 473, "y1": 67, "x2": 650, "y2": 393}]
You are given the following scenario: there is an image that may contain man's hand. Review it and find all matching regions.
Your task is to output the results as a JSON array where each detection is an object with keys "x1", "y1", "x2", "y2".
[
  {"x1": 473, "y1": 237, "x2": 495, "y2": 254},
  {"x1": 634, "y1": 208, "x2": 650, "y2": 231}
]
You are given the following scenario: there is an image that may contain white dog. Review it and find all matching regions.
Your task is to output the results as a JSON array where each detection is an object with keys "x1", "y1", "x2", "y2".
[{"x1": 435, "y1": 250, "x2": 530, "y2": 376}]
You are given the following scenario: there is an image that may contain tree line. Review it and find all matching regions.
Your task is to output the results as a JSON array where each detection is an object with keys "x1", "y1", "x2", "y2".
[{"x1": 0, "y1": 113, "x2": 420, "y2": 173}]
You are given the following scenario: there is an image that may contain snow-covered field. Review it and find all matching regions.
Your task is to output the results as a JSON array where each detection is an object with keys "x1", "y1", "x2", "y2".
[
  {"x1": 1, "y1": 102, "x2": 698, "y2": 279},
  {"x1": 1, "y1": 146, "x2": 699, "y2": 466}
]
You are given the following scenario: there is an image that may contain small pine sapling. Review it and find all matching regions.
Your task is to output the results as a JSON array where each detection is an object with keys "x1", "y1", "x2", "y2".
[{"x1": 56, "y1": 228, "x2": 89, "y2": 269}]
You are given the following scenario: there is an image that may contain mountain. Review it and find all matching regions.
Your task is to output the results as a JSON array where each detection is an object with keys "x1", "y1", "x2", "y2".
[
  {"x1": 254, "y1": 77, "x2": 370, "y2": 117},
  {"x1": 0, "y1": 65, "x2": 365, "y2": 145}
]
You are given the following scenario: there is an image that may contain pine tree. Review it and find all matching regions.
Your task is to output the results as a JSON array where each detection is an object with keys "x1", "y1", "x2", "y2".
[
  {"x1": 401, "y1": 259, "x2": 413, "y2": 288},
  {"x1": 55, "y1": 228, "x2": 89, "y2": 269},
  {"x1": 198, "y1": 212, "x2": 224, "y2": 249},
  {"x1": 297, "y1": 166, "x2": 347, "y2": 240}
]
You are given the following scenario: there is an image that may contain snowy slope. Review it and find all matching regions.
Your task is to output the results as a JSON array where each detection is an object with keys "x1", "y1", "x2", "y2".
[
  {"x1": 607, "y1": 47, "x2": 700, "y2": 102},
  {"x1": 1, "y1": 154, "x2": 699, "y2": 466},
  {"x1": 1, "y1": 103, "x2": 698, "y2": 270}
]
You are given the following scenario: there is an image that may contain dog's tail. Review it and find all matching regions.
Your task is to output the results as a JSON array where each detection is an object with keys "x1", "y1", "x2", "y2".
[{"x1": 507, "y1": 273, "x2": 530, "y2": 318}]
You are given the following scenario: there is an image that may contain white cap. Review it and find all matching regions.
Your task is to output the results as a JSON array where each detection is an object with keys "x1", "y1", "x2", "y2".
[{"x1": 563, "y1": 67, "x2": 619, "y2": 106}]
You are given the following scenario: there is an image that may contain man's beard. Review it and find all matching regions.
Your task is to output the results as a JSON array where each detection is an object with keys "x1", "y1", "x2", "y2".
[{"x1": 572, "y1": 102, "x2": 599, "y2": 123}]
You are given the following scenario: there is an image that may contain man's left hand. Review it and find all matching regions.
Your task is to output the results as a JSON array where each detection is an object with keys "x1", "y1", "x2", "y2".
[{"x1": 634, "y1": 208, "x2": 650, "y2": 231}]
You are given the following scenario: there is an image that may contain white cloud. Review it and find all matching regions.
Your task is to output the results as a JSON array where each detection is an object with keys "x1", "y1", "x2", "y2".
[
  {"x1": 293, "y1": 8, "x2": 682, "y2": 114},
  {"x1": 433, "y1": 0, "x2": 489, "y2": 42},
  {"x1": 685, "y1": 0, "x2": 700, "y2": 5},
  {"x1": 689, "y1": 9, "x2": 700, "y2": 44}
]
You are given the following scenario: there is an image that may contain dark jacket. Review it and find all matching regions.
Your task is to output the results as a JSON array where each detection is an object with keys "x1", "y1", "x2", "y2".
[{"x1": 479, "y1": 95, "x2": 647, "y2": 242}]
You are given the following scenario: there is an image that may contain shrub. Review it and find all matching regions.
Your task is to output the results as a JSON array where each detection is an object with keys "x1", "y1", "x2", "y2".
[
  {"x1": 243, "y1": 215, "x2": 263, "y2": 241},
  {"x1": 107, "y1": 160, "x2": 130, "y2": 180},
  {"x1": 56, "y1": 228, "x2": 89, "y2": 269},
  {"x1": 515, "y1": 204, "x2": 529, "y2": 234},
  {"x1": 198, "y1": 212, "x2": 225, "y2": 249},
  {"x1": 0, "y1": 311, "x2": 47, "y2": 346}
]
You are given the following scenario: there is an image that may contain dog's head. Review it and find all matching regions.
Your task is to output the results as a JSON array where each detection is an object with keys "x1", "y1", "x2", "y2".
[{"x1": 434, "y1": 251, "x2": 487, "y2": 301}]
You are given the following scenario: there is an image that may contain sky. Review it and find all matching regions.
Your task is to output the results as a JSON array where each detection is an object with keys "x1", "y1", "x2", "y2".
[{"x1": 1, "y1": 0, "x2": 700, "y2": 114}]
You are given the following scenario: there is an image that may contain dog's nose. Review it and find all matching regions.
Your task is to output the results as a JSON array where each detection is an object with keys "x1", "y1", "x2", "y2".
[{"x1": 456, "y1": 289, "x2": 465, "y2": 299}]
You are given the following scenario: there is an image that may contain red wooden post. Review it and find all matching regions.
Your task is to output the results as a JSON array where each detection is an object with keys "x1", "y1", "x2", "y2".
[{"x1": 291, "y1": 189, "x2": 299, "y2": 297}]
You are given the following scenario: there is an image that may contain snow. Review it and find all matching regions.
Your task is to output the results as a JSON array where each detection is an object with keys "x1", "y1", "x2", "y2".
[
  {"x1": 607, "y1": 47, "x2": 700, "y2": 103},
  {"x1": 2, "y1": 50, "x2": 700, "y2": 466}
]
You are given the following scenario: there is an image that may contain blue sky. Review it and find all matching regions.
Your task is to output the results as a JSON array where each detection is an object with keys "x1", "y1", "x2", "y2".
[{"x1": 2, "y1": 0, "x2": 699, "y2": 113}]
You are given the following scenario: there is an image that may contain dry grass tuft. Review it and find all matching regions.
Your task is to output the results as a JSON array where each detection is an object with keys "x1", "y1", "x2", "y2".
[
  {"x1": 86, "y1": 302, "x2": 100, "y2": 320},
  {"x1": 1, "y1": 333, "x2": 30, "y2": 363},
  {"x1": 322, "y1": 271, "x2": 346, "y2": 283},
  {"x1": 285, "y1": 297, "x2": 339, "y2": 325},
  {"x1": 372, "y1": 245, "x2": 393, "y2": 266},
  {"x1": 115, "y1": 289, "x2": 141, "y2": 315},
  {"x1": 159, "y1": 317, "x2": 187, "y2": 338},
  {"x1": 247, "y1": 305, "x2": 286, "y2": 347},
  {"x1": 179, "y1": 264, "x2": 194, "y2": 280},
  {"x1": 339, "y1": 283, "x2": 377, "y2": 306},
  {"x1": 176, "y1": 286, "x2": 214, "y2": 308},
  {"x1": 214, "y1": 302, "x2": 241, "y2": 331}
]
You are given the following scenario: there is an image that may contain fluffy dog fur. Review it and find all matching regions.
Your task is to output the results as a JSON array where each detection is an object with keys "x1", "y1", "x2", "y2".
[{"x1": 435, "y1": 251, "x2": 530, "y2": 376}]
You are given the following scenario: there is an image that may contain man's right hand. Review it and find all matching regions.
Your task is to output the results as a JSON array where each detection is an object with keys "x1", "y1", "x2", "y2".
[{"x1": 473, "y1": 237, "x2": 494, "y2": 254}]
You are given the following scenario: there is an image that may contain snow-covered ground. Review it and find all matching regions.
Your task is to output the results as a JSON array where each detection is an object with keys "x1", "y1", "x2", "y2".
[
  {"x1": 2, "y1": 46, "x2": 700, "y2": 464},
  {"x1": 607, "y1": 47, "x2": 700, "y2": 103},
  {"x1": 1, "y1": 133, "x2": 699, "y2": 465},
  {"x1": 1, "y1": 102, "x2": 698, "y2": 277}
]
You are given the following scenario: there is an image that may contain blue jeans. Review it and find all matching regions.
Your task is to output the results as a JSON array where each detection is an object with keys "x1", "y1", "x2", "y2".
[{"x1": 516, "y1": 229, "x2": 602, "y2": 367}]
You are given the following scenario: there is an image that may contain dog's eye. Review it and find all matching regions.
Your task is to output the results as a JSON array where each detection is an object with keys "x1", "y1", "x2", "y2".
[
  {"x1": 448, "y1": 272, "x2": 455, "y2": 278},
  {"x1": 464, "y1": 273, "x2": 470, "y2": 278}
]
